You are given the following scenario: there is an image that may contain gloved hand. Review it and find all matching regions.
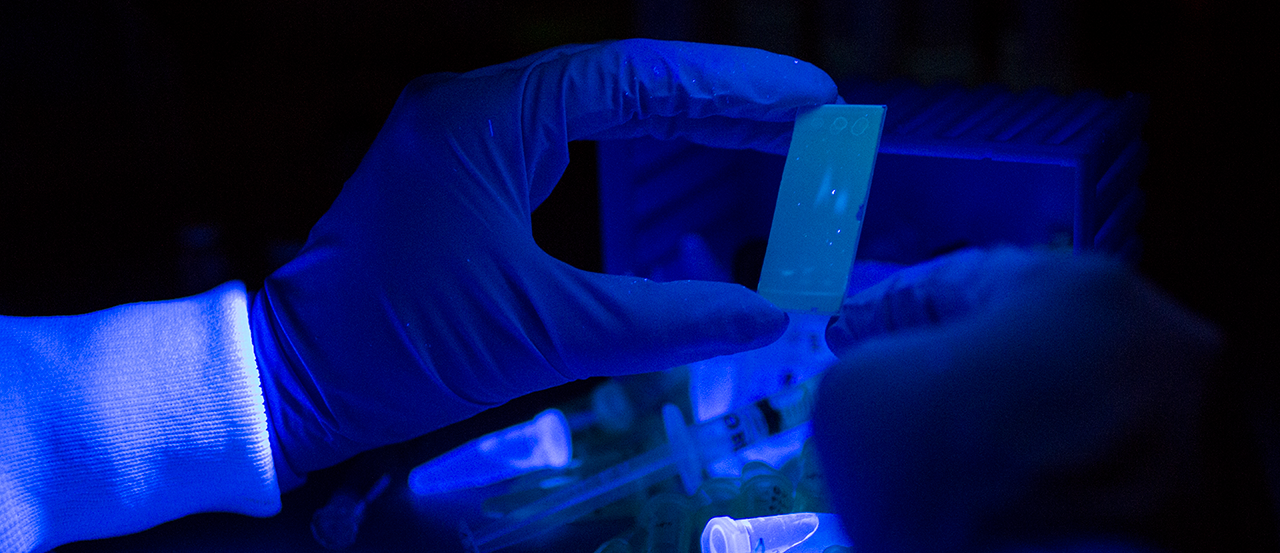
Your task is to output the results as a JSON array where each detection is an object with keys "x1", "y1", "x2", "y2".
[
  {"x1": 814, "y1": 248, "x2": 1223, "y2": 553},
  {"x1": 250, "y1": 39, "x2": 839, "y2": 485}
]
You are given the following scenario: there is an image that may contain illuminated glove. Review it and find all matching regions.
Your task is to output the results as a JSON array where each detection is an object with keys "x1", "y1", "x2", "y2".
[
  {"x1": 250, "y1": 40, "x2": 839, "y2": 485},
  {"x1": 814, "y1": 248, "x2": 1222, "y2": 552}
]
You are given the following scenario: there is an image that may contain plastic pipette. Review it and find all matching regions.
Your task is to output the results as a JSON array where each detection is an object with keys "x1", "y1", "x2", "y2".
[
  {"x1": 409, "y1": 409, "x2": 571, "y2": 496},
  {"x1": 469, "y1": 404, "x2": 701, "y2": 552}
]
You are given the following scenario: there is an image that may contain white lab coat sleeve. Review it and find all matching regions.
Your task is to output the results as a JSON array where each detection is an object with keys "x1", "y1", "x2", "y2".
[{"x1": 0, "y1": 282, "x2": 281, "y2": 553}]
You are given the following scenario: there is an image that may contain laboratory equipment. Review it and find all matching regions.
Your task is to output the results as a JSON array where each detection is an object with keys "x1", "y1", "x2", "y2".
[
  {"x1": 688, "y1": 312, "x2": 837, "y2": 425},
  {"x1": 598, "y1": 82, "x2": 1149, "y2": 285},
  {"x1": 470, "y1": 377, "x2": 822, "y2": 552},
  {"x1": 468, "y1": 403, "x2": 702, "y2": 552},
  {"x1": 639, "y1": 493, "x2": 693, "y2": 553},
  {"x1": 786, "y1": 440, "x2": 831, "y2": 513},
  {"x1": 468, "y1": 436, "x2": 697, "y2": 552},
  {"x1": 757, "y1": 104, "x2": 886, "y2": 315},
  {"x1": 594, "y1": 538, "x2": 636, "y2": 553},
  {"x1": 564, "y1": 379, "x2": 637, "y2": 434},
  {"x1": 408, "y1": 409, "x2": 571, "y2": 496},
  {"x1": 311, "y1": 473, "x2": 391, "y2": 550},
  {"x1": 674, "y1": 375, "x2": 821, "y2": 478},
  {"x1": 690, "y1": 477, "x2": 743, "y2": 543},
  {"x1": 732, "y1": 462, "x2": 795, "y2": 519},
  {"x1": 700, "y1": 513, "x2": 852, "y2": 553}
]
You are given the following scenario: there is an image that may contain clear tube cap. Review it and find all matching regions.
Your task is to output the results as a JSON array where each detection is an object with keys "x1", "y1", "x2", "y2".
[{"x1": 701, "y1": 513, "x2": 819, "y2": 553}]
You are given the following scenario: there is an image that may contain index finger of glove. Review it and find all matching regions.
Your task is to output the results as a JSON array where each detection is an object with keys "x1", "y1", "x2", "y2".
[
  {"x1": 826, "y1": 247, "x2": 1044, "y2": 358},
  {"x1": 527, "y1": 39, "x2": 840, "y2": 154}
]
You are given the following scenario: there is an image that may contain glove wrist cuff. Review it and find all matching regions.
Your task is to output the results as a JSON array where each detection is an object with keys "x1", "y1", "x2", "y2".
[{"x1": 0, "y1": 282, "x2": 280, "y2": 552}]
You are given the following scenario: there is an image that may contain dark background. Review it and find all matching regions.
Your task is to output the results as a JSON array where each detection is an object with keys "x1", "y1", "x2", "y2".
[
  {"x1": 3, "y1": 0, "x2": 1276, "y2": 551},
  {"x1": 2, "y1": 0, "x2": 1274, "y2": 340}
]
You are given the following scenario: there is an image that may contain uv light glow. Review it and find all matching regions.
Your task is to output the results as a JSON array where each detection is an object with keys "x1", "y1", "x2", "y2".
[{"x1": 758, "y1": 104, "x2": 886, "y2": 315}]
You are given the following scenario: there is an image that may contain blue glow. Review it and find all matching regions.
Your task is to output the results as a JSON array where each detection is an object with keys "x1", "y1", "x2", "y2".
[
  {"x1": 702, "y1": 513, "x2": 851, "y2": 553},
  {"x1": 408, "y1": 409, "x2": 571, "y2": 496},
  {"x1": 470, "y1": 440, "x2": 688, "y2": 552},
  {"x1": 758, "y1": 105, "x2": 886, "y2": 315},
  {"x1": 563, "y1": 379, "x2": 636, "y2": 434},
  {"x1": 689, "y1": 313, "x2": 837, "y2": 423}
]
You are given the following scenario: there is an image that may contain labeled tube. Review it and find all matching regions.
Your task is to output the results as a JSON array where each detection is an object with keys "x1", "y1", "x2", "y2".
[
  {"x1": 678, "y1": 376, "x2": 821, "y2": 475},
  {"x1": 640, "y1": 493, "x2": 692, "y2": 553},
  {"x1": 470, "y1": 405, "x2": 704, "y2": 552},
  {"x1": 732, "y1": 462, "x2": 795, "y2": 519},
  {"x1": 409, "y1": 409, "x2": 571, "y2": 496},
  {"x1": 701, "y1": 513, "x2": 851, "y2": 553},
  {"x1": 470, "y1": 441, "x2": 691, "y2": 552}
]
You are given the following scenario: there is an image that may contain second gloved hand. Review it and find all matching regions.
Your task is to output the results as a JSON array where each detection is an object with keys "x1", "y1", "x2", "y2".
[
  {"x1": 814, "y1": 248, "x2": 1223, "y2": 552},
  {"x1": 249, "y1": 40, "x2": 840, "y2": 485}
]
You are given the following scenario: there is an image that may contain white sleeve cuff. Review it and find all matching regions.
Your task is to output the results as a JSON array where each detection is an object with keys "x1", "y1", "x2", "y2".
[{"x1": 1, "y1": 282, "x2": 281, "y2": 553}]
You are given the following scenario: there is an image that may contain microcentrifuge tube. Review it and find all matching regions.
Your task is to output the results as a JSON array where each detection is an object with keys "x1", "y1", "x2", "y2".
[
  {"x1": 689, "y1": 312, "x2": 837, "y2": 425},
  {"x1": 469, "y1": 405, "x2": 705, "y2": 552},
  {"x1": 409, "y1": 409, "x2": 571, "y2": 496},
  {"x1": 672, "y1": 376, "x2": 820, "y2": 477},
  {"x1": 732, "y1": 462, "x2": 795, "y2": 519},
  {"x1": 470, "y1": 438, "x2": 700, "y2": 553},
  {"x1": 700, "y1": 513, "x2": 852, "y2": 553},
  {"x1": 640, "y1": 493, "x2": 692, "y2": 553}
]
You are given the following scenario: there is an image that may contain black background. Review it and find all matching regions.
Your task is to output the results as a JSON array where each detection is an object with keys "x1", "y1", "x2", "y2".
[{"x1": 1, "y1": 0, "x2": 1273, "y2": 342}]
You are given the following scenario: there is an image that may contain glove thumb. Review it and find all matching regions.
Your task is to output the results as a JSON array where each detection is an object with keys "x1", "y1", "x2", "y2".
[{"x1": 552, "y1": 271, "x2": 790, "y2": 379}]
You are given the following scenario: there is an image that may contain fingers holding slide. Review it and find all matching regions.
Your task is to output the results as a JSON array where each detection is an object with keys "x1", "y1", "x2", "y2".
[
  {"x1": 526, "y1": 39, "x2": 839, "y2": 150},
  {"x1": 386, "y1": 40, "x2": 836, "y2": 216},
  {"x1": 550, "y1": 270, "x2": 791, "y2": 379},
  {"x1": 826, "y1": 248, "x2": 1046, "y2": 358}
]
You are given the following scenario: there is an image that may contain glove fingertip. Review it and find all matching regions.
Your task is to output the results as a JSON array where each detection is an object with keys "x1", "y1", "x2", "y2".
[
  {"x1": 678, "y1": 281, "x2": 791, "y2": 357},
  {"x1": 825, "y1": 316, "x2": 857, "y2": 359}
]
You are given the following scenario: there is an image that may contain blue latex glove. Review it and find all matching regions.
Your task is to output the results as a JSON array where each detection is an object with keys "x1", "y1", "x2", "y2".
[
  {"x1": 815, "y1": 248, "x2": 1222, "y2": 553},
  {"x1": 250, "y1": 40, "x2": 839, "y2": 485}
]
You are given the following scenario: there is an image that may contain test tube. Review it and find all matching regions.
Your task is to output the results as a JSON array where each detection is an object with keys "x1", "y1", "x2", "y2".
[
  {"x1": 700, "y1": 513, "x2": 852, "y2": 553},
  {"x1": 469, "y1": 405, "x2": 704, "y2": 552},
  {"x1": 689, "y1": 312, "x2": 838, "y2": 425},
  {"x1": 677, "y1": 375, "x2": 821, "y2": 477},
  {"x1": 469, "y1": 386, "x2": 822, "y2": 553},
  {"x1": 732, "y1": 462, "x2": 795, "y2": 519},
  {"x1": 469, "y1": 439, "x2": 695, "y2": 552},
  {"x1": 409, "y1": 409, "x2": 571, "y2": 496},
  {"x1": 640, "y1": 493, "x2": 692, "y2": 553}
]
